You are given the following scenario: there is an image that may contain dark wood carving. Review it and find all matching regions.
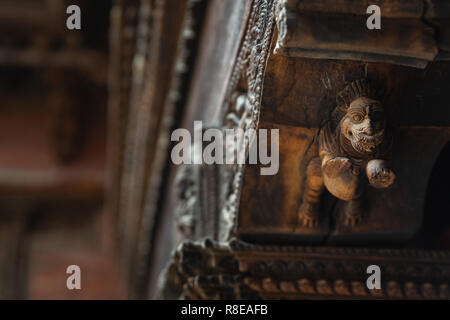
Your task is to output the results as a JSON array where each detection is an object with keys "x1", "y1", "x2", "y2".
[
  {"x1": 218, "y1": 0, "x2": 277, "y2": 240},
  {"x1": 238, "y1": 54, "x2": 450, "y2": 244},
  {"x1": 108, "y1": 0, "x2": 209, "y2": 298},
  {"x1": 111, "y1": 0, "x2": 450, "y2": 300},
  {"x1": 162, "y1": 238, "x2": 450, "y2": 300},
  {"x1": 298, "y1": 79, "x2": 395, "y2": 228},
  {"x1": 175, "y1": 164, "x2": 200, "y2": 239}
]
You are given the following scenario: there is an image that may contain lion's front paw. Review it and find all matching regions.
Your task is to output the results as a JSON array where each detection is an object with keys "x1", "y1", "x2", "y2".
[
  {"x1": 323, "y1": 157, "x2": 353, "y2": 178},
  {"x1": 366, "y1": 160, "x2": 395, "y2": 189}
]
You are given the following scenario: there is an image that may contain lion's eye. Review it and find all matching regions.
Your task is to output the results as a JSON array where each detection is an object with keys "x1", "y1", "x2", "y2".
[{"x1": 352, "y1": 114, "x2": 364, "y2": 122}]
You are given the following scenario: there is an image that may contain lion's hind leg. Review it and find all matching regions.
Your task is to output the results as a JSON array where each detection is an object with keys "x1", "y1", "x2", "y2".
[{"x1": 297, "y1": 157, "x2": 324, "y2": 228}]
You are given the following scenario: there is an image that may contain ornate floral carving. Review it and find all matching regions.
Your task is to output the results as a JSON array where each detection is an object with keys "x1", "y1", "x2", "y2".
[
  {"x1": 162, "y1": 238, "x2": 450, "y2": 299},
  {"x1": 274, "y1": 0, "x2": 287, "y2": 54},
  {"x1": 219, "y1": 0, "x2": 276, "y2": 240},
  {"x1": 174, "y1": 164, "x2": 200, "y2": 239}
]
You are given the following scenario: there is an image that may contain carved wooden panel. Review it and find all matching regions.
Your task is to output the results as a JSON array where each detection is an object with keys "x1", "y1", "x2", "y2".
[
  {"x1": 106, "y1": 0, "x2": 450, "y2": 300},
  {"x1": 238, "y1": 43, "x2": 450, "y2": 243},
  {"x1": 163, "y1": 239, "x2": 450, "y2": 300}
]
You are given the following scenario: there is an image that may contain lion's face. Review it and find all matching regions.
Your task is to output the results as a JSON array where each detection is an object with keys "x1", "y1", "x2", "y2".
[{"x1": 340, "y1": 97, "x2": 386, "y2": 154}]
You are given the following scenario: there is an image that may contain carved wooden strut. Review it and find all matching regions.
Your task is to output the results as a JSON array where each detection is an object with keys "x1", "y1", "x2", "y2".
[{"x1": 298, "y1": 79, "x2": 396, "y2": 228}]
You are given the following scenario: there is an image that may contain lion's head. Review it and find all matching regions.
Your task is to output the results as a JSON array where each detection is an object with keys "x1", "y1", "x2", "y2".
[{"x1": 335, "y1": 79, "x2": 386, "y2": 154}]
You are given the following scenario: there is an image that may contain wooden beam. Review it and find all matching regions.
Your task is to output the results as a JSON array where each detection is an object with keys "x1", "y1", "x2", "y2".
[
  {"x1": 275, "y1": 3, "x2": 439, "y2": 68},
  {"x1": 286, "y1": 0, "x2": 424, "y2": 18}
]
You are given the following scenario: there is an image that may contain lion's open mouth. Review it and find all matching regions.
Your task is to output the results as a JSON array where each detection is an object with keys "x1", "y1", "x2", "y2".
[{"x1": 349, "y1": 129, "x2": 384, "y2": 153}]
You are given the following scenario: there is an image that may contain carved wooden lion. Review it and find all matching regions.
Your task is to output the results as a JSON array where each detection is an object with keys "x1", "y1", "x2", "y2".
[{"x1": 298, "y1": 79, "x2": 395, "y2": 228}]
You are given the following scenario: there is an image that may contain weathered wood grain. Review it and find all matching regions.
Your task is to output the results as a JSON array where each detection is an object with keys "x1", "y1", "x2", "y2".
[
  {"x1": 276, "y1": 12, "x2": 438, "y2": 66},
  {"x1": 286, "y1": 0, "x2": 424, "y2": 18}
]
